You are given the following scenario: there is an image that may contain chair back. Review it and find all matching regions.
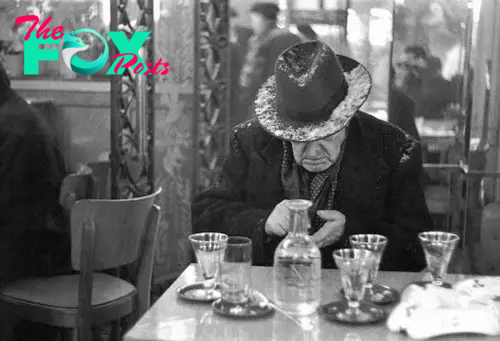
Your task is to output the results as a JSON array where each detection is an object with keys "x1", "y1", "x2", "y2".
[
  {"x1": 59, "y1": 173, "x2": 95, "y2": 212},
  {"x1": 70, "y1": 187, "x2": 162, "y2": 271},
  {"x1": 87, "y1": 161, "x2": 110, "y2": 199}
]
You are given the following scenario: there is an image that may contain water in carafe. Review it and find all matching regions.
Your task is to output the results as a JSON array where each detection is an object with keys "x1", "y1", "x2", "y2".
[{"x1": 273, "y1": 199, "x2": 322, "y2": 316}]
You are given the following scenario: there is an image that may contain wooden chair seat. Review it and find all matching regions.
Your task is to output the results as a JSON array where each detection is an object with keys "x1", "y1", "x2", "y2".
[{"x1": 1, "y1": 273, "x2": 135, "y2": 309}]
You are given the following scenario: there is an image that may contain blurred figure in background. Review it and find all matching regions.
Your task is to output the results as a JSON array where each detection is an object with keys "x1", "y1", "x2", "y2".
[
  {"x1": 402, "y1": 45, "x2": 428, "y2": 69},
  {"x1": 394, "y1": 45, "x2": 427, "y2": 107},
  {"x1": 388, "y1": 67, "x2": 420, "y2": 141},
  {"x1": 229, "y1": 8, "x2": 248, "y2": 127},
  {"x1": 419, "y1": 55, "x2": 454, "y2": 119},
  {"x1": 239, "y1": 2, "x2": 301, "y2": 121},
  {"x1": 0, "y1": 61, "x2": 69, "y2": 340}
]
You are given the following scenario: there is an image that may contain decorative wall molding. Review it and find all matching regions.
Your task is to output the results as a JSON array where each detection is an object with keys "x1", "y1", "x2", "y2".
[
  {"x1": 109, "y1": 0, "x2": 156, "y2": 199},
  {"x1": 193, "y1": 0, "x2": 231, "y2": 195}
]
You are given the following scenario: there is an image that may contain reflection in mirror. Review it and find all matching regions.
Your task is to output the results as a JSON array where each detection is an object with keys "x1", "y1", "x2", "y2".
[
  {"x1": 387, "y1": 0, "x2": 480, "y2": 242},
  {"x1": 389, "y1": 0, "x2": 472, "y2": 157}
]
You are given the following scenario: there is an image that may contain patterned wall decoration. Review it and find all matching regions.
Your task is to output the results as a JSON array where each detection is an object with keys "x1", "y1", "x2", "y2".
[
  {"x1": 193, "y1": 0, "x2": 231, "y2": 194},
  {"x1": 152, "y1": 0, "x2": 195, "y2": 283},
  {"x1": 109, "y1": 0, "x2": 155, "y2": 199}
]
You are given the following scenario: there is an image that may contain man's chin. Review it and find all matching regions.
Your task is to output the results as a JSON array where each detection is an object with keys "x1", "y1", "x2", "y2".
[{"x1": 302, "y1": 162, "x2": 332, "y2": 173}]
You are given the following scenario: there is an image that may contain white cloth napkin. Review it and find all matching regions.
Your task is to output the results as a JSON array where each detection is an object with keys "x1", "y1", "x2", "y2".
[{"x1": 387, "y1": 284, "x2": 500, "y2": 339}]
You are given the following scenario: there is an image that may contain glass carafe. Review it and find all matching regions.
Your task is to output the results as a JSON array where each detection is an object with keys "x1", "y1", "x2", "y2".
[{"x1": 273, "y1": 199, "x2": 322, "y2": 316}]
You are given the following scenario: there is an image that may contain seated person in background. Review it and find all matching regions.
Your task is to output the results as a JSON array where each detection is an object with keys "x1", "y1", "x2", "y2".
[
  {"x1": 192, "y1": 41, "x2": 434, "y2": 271},
  {"x1": 419, "y1": 56, "x2": 454, "y2": 120},
  {"x1": 394, "y1": 45, "x2": 426, "y2": 106},
  {"x1": 0, "y1": 62, "x2": 69, "y2": 339}
]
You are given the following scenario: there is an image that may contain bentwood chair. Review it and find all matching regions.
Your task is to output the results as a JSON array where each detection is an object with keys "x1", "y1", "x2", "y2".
[{"x1": 0, "y1": 188, "x2": 162, "y2": 341}]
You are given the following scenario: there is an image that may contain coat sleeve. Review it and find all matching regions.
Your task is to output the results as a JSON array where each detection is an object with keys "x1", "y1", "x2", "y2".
[
  {"x1": 374, "y1": 142, "x2": 435, "y2": 272},
  {"x1": 191, "y1": 130, "x2": 275, "y2": 265}
]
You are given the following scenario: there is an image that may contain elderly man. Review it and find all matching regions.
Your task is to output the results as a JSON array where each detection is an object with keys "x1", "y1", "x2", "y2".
[{"x1": 193, "y1": 41, "x2": 434, "y2": 271}]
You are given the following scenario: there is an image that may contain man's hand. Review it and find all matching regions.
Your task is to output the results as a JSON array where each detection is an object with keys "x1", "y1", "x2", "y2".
[
  {"x1": 311, "y1": 210, "x2": 346, "y2": 248},
  {"x1": 265, "y1": 200, "x2": 293, "y2": 237}
]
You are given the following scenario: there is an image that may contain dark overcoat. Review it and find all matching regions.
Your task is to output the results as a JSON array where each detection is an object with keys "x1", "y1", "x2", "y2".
[
  {"x1": 192, "y1": 112, "x2": 434, "y2": 271},
  {"x1": 0, "y1": 73, "x2": 69, "y2": 285}
]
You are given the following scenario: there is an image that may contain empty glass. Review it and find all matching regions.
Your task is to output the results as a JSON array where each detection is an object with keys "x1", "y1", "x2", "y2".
[
  {"x1": 418, "y1": 231, "x2": 459, "y2": 287},
  {"x1": 220, "y1": 236, "x2": 252, "y2": 305},
  {"x1": 189, "y1": 232, "x2": 229, "y2": 296},
  {"x1": 333, "y1": 249, "x2": 375, "y2": 320},
  {"x1": 349, "y1": 234, "x2": 389, "y2": 302}
]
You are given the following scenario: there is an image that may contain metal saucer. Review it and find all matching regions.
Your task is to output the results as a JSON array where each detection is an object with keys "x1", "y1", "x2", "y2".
[
  {"x1": 212, "y1": 291, "x2": 275, "y2": 319},
  {"x1": 340, "y1": 284, "x2": 400, "y2": 305},
  {"x1": 320, "y1": 300, "x2": 387, "y2": 324},
  {"x1": 411, "y1": 280, "x2": 453, "y2": 289},
  {"x1": 176, "y1": 282, "x2": 221, "y2": 303}
]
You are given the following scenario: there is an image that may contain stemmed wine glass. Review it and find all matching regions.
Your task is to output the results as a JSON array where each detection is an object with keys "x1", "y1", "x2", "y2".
[
  {"x1": 189, "y1": 232, "x2": 229, "y2": 299},
  {"x1": 328, "y1": 248, "x2": 384, "y2": 323},
  {"x1": 418, "y1": 231, "x2": 459, "y2": 287},
  {"x1": 349, "y1": 234, "x2": 396, "y2": 303}
]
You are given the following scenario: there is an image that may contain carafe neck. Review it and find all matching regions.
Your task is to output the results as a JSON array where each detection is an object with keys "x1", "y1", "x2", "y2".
[{"x1": 287, "y1": 199, "x2": 312, "y2": 236}]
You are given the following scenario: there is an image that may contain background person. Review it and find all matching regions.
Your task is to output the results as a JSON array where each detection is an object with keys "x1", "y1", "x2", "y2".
[{"x1": 238, "y1": 2, "x2": 301, "y2": 121}]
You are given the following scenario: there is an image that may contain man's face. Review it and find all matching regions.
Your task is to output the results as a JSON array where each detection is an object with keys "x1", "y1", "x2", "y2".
[
  {"x1": 250, "y1": 13, "x2": 267, "y2": 35},
  {"x1": 291, "y1": 129, "x2": 347, "y2": 173},
  {"x1": 394, "y1": 62, "x2": 421, "y2": 89},
  {"x1": 402, "y1": 52, "x2": 427, "y2": 70}
]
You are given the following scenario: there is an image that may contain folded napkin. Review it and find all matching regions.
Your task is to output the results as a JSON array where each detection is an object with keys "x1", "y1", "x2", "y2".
[{"x1": 387, "y1": 284, "x2": 500, "y2": 339}]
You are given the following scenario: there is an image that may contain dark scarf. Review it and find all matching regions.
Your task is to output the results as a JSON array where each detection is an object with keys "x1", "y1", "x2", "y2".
[{"x1": 281, "y1": 138, "x2": 346, "y2": 233}]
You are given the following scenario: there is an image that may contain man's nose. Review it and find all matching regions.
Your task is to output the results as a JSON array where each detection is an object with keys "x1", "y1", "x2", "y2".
[{"x1": 304, "y1": 143, "x2": 322, "y2": 157}]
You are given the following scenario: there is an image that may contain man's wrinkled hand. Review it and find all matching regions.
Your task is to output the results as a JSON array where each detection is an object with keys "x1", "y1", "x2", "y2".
[
  {"x1": 310, "y1": 210, "x2": 346, "y2": 248},
  {"x1": 265, "y1": 200, "x2": 293, "y2": 237}
]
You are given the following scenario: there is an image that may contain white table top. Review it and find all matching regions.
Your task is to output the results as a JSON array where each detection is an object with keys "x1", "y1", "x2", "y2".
[{"x1": 125, "y1": 264, "x2": 497, "y2": 341}]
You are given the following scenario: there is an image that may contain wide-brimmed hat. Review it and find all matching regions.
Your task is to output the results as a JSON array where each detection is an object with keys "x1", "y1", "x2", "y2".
[{"x1": 254, "y1": 41, "x2": 372, "y2": 142}]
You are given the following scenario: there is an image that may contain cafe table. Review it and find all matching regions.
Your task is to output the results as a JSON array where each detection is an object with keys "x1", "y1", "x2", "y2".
[{"x1": 124, "y1": 264, "x2": 499, "y2": 341}]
